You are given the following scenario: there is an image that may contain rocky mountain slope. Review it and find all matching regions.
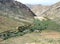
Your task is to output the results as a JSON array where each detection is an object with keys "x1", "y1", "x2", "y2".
[
  {"x1": 27, "y1": 4, "x2": 50, "y2": 20},
  {"x1": 0, "y1": 1, "x2": 60, "y2": 44},
  {"x1": 28, "y1": 2, "x2": 60, "y2": 22},
  {"x1": 0, "y1": 0, "x2": 35, "y2": 32},
  {"x1": 28, "y1": 4, "x2": 50, "y2": 16},
  {"x1": 32, "y1": 5, "x2": 49, "y2": 16},
  {"x1": 0, "y1": 0, "x2": 35, "y2": 21},
  {"x1": 42, "y1": 2, "x2": 60, "y2": 23}
]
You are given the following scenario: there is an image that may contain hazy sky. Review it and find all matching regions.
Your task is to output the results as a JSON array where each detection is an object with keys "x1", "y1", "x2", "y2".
[{"x1": 16, "y1": 0, "x2": 60, "y2": 5}]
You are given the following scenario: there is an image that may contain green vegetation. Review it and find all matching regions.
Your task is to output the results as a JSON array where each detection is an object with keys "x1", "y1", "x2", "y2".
[
  {"x1": 45, "y1": 20, "x2": 60, "y2": 32},
  {"x1": 0, "y1": 19, "x2": 60, "y2": 44},
  {"x1": 2, "y1": 32, "x2": 60, "y2": 44},
  {"x1": 29, "y1": 19, "x2": 48, "y2": 32},
  {"x1": 0, "y1": 19, "x2": 60, "y2": 40},
  {"x1": 0, "y1": 19, "x2": 48, "y2": 40}
]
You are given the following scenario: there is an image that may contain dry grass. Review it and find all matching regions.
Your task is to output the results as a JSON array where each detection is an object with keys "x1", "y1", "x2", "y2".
[
  {"x1": 0, "y1": 16, "x2": 24, "y2": 32},
  {"x1": 0, "y1": 30, "x2": 60, "y2": 44}
]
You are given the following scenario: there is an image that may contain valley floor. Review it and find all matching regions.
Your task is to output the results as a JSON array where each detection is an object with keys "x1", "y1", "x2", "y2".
[{"x1": 0, "y1": 30, "x2": 60, "y2": 44}]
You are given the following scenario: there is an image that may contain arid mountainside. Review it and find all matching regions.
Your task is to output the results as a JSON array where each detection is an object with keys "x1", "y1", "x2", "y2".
[
  {"x1": 0, "y1": 0, "x2": 35, "y2": 21},
  {"x1": 26, "y1": 4, "x2": 50, "y2": 16},
  {"x1": 31, "y1": 5, "x2": 50, "y2": 16},
  {"x1": 28, "y1": 2, "x2": 60, "y2": 22},
  {"x1": 0, "y1": 0, "x2": 35, "y2": 32},
  {"x1": 42, "y1": 2, "x2": 60, "y2": 23},
  {"x1": 26, "y1": 4, "x2": 50, "y2": 20},
  {"x1": 0, "y1": 1, "x2": 60, "y2": 44}
]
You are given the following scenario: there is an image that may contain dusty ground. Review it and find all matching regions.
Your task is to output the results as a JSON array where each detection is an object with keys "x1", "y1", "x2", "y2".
[
  {"x1": 0, "y1": 30, "x2": 60, "y2": 44},
  {"x1": 40, "y1": 31, "x2": 60, "y2": 39}
]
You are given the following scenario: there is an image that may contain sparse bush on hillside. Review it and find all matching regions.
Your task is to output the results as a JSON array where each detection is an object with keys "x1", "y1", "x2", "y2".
[
  {"x1": 17, "y1": 19, "x2": 48, "y2": 33},
  {"x1": 1, "y1": 19, "x2": 60, "y2": 40},
  {"x1": 29, "y1": 19, "x2": 48, "y2": 32},
  {"x1": 0, "y1": 19, "x2": 48, "y2": 40}
]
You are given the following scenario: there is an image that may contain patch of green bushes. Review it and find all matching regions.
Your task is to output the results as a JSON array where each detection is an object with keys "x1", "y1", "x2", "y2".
[
  {"x1": 0, "y1": 19, "x2": 48, "y2": 40},
  {"x1": 29, "y1": 19, "x2": 48, "y2": 32},
  {"x1": 17, "y1": 19, "x2": 48, "y2": 33}
]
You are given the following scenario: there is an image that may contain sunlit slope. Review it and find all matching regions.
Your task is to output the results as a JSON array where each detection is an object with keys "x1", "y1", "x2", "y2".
[
  {"x1": 0, "y1": 0, "x2": 35, "y2": 32},
  {"x1": 42, "y1": 2, "x2": 60, "y2": 23}
]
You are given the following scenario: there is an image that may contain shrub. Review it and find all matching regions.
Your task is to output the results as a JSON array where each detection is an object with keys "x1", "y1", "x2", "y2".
[
  {"x1": 30, "y1": 19, "x2": 48, "y2": 32},
  {"x1": 17, "y1": 19, "x2": 48, "y2": 33},
  {"x1": 0, "y1": 19, "x2": 49, "y2": 40}
]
